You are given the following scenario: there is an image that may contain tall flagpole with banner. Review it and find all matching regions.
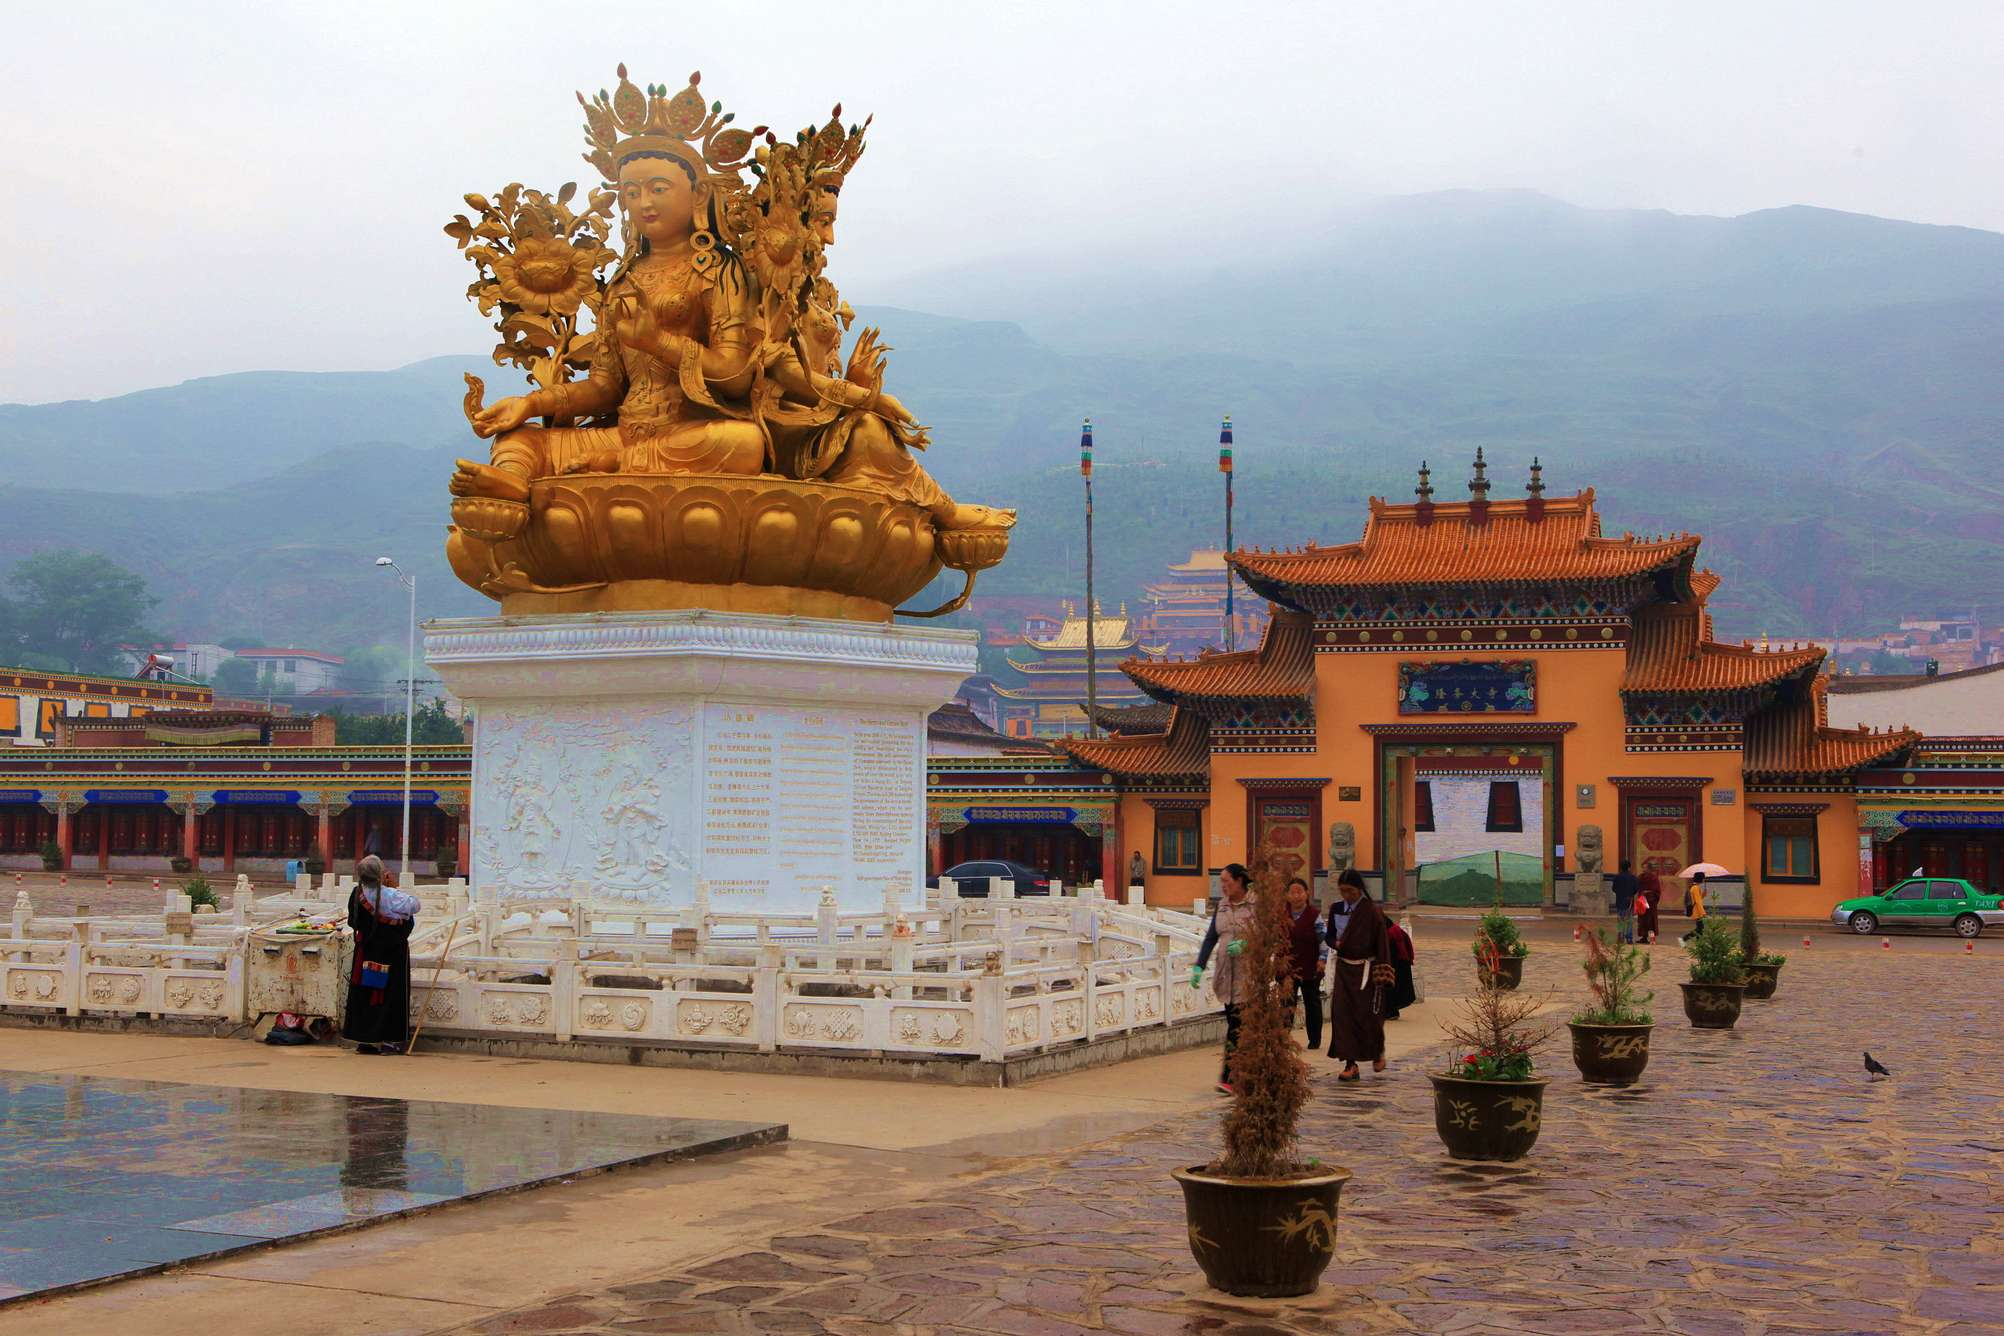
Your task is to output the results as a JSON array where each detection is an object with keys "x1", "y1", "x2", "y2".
[
  {"x1": 1219, "y1": 414, "x2": 1235, "y2": 652},
  {"x1": 1081, "y1": 418, "x2": 1097, "y2": 737}
]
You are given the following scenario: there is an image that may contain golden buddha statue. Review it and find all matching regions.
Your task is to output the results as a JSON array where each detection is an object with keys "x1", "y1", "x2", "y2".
[{"x1": 443, "y1": 68, "x2": 1011, "y2": 621}]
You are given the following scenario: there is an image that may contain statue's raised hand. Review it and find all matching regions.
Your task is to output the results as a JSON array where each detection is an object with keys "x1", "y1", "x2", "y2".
[
  {"x1": 473, "y1": 395, "x2": 535, "y2": 440},
  {"x1": 611, "y1": 294, "x2": 682, "y2": 364},
  {"x1": 846, "y1": 327, "x2": 889, "y2": 396}
]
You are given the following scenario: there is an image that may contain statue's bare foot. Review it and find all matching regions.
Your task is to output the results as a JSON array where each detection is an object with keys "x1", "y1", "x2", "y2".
[
  {"x1": 451, "y1": 458, "x2": 533, "y2": 502},
  {"x1": 945, "y1": 503, "x2": 1015, "y2": 530}
]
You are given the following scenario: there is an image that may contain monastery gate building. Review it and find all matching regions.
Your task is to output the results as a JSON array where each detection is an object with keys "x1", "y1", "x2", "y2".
[{"x1": 1023, "y1": 463, "x2": 1936, "y2": 918}]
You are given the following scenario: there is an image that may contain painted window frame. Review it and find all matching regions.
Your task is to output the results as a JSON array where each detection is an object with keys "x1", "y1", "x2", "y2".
[
  {"x1": 1154, "y1": 809, "x2": 1202, "y2": 874},
  {"x1": 1761, "y1": 814, "x2": 1820, "y2": 884}
]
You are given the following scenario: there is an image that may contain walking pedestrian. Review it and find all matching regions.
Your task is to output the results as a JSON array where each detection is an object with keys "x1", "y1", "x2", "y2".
[
  {"x1": 1635, "y1": 869, "x2": 1662, "y2": 944},
  {"x1": 1611, "y1": 859, "x2": 1640, "y2": 944},
  {"x1": 1680, "y1": 870, "x2": 1709, "y2": 943},
  {"x1": 1384, "y1": 916, "x2": 1417, "y2": 1019},
  {"x1": 1326, "y1": 869, "x2": 1392, "y2": 1081},
  {"x1": 1191, "y1": 863, "x2": 1255, "y2": 1094},
  {"x1": 1281, "y1": 876, "x2": 1324, "y2": 1050},
  {"x1": 343, "y1": 855, "x2": 417, "y2": 1055}
]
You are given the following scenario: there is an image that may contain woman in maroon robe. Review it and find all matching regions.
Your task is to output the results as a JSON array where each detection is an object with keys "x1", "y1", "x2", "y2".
[{"x1": 1326, "y1": 869, "x2": 1392, "y2": 1080}]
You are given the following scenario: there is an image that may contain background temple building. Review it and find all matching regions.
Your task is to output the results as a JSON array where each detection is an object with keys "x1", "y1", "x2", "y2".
[
  {"x1": 1132, "y1": 549, "x2": 1269, "y2": 660},
  {"x1": 982, "y1": 602, "x2": 1163, "y2": 739},
  {"x1": 933, "y1": 456, "x2": 2004, "y2": 917}
]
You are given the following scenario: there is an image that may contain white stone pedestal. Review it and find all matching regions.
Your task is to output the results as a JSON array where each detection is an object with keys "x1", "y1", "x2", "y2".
[{"x1": 426, "y1": 611, "x2": 976, "y2": 913}]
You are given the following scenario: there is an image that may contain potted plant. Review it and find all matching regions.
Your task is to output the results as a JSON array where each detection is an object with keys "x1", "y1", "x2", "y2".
[
  {"x1": 1431, "y1": 942, "x2": 1560, "y2": 1160},
  {"x1": 180, "y1": 875, "x2": 219, "y2": 911},
  {"x1": 1680, "y1": 917, "x2": 1746, "y2": 1029},
  {"x1": 1471, "y1": 906, "x2": 1528, "y2": 989},
  {"x1": 1738, "y1": 883, "x2": 1785, "y2": 1000},
  {"x1": 1173, "y1": 853, "x2": 1349, "y2": 1297},
  {"x1": 168, "y1": 855, "x2": 194, "y2": 874},
  {"x1": 39, "y1": 839, "x2": 62, "y2": 872},
  {"x1": 1569, "y1": 928, "x2": 1653, "y2": 1085}
]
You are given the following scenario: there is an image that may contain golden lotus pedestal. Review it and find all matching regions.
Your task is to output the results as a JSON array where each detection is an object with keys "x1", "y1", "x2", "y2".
[{"x1": 446, "y1": 473, "x2": 1008, "y2": 622}]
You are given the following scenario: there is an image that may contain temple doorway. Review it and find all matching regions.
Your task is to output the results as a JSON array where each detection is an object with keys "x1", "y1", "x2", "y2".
[{"x1": 1376, "y1": 737, "x2": 1558, "y2": 906}]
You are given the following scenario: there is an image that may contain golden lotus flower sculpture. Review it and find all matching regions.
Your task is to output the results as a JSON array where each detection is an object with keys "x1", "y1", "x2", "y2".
[{"x1": 446, "y1": 474, "x2": 1008, "y2": 620}]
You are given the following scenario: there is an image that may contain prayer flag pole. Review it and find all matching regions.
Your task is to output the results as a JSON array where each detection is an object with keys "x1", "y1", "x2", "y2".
[
  {"x1": 1081, "y1": 418, "x2": 1098, "y2": 738},
  {"x1": 1219, "y1": 415, "x2": 1235, "y2": 652}
]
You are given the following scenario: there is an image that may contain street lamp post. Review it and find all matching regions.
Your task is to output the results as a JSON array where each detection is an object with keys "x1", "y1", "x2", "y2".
[{"x1": 376, "y1": 557, "x2": 417, "y2": 886}]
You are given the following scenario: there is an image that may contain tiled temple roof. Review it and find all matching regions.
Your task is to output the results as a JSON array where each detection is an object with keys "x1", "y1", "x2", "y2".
[
  {"x1": 1089, "y1": 702, "x2": 1174, "y2": 734},
  {"x1": 1232, "y1": 490, "x2": 1698, "y2": 604},
  {"x1": 1623, "y1": 601, "x2": 1824, "y2": 694},
  {"x1": 1061, "y1": 708, "x2": 1210, "y2": 780},
  {"x1": 1744, "y1": 679, "x2": 1920, "y2": 778},
  {"x1": 1122, "y1": 611, "x2": 1314, "y2": 705}
]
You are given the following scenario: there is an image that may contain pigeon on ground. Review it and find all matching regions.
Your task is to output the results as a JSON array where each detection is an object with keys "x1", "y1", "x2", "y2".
[{"x1": 1864, "y1": 1052, "x2": 1892, "y2": 1079}]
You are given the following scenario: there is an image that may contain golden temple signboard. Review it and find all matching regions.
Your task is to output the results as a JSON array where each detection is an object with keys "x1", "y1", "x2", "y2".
[{"x1": 442, "y1": 66, "x2": 1013, "y2": 622}]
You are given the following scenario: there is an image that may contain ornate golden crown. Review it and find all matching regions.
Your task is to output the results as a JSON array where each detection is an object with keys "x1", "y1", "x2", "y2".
[
  {"x1": 805, "y1": 105, "x2": 870, "y2": 191},
  {"x1": 577, "y1": 65, "x2": 760, "y2": 184}
]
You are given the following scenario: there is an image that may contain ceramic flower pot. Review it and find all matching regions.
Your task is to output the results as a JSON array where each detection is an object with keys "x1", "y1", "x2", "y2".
[
  {"x1": 1741, "y1": 961, "x2": 1782, "y2": 1000},
  {"x1": 1172, "y1": 1165, "x2": 1351, "y2": 1297},
  {"x1": 1568, "y1": 1021, "x2": 1652, "y2": 1085},
  {"x1": 1476, "y1": 953, "x2": 1525, "y2": 990},
  {"x1": 1680, "y1": 980, "x2": 1745, "y2": 1029},
  {"x1": 1429, "y1": 1074, "x2": 1547, "y2": 1161}
]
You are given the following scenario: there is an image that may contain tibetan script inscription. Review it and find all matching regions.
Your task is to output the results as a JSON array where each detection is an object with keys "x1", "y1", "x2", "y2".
[{"x1": 1397, "y1": 659, "x2": 1535, "y2": 715}]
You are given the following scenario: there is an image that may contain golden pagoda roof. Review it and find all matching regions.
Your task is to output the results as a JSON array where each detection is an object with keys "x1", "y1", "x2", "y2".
[
  {"x1": 1167, "y1": 549, "x2": 1229, "y2": 574},
  {"x1": 1233, "y1": 489, "x2": 1699, "y2": 601},
  {"x1": 1022, "y1": 601, "x2": 1137, "y2": 651}
]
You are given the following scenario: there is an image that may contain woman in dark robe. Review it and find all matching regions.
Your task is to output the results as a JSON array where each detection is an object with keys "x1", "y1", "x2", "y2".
[
  {"x1": 343, "y1": 855, "x2": 415, "y2": 1054},
  {"x1": 1635, "y1": 869, "x2": 1663, "y2": 945},
  {"x1": 1326, "y1": 869, "x2": 1392, "y2": 1080}
]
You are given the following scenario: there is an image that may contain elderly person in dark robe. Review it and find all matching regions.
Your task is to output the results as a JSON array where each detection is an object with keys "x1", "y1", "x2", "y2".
[
  {"x1": 1326, "y1": 868, "x2": 1392, "y2": 1080},
  {"x1": 343, "y1": 855, "x2": 417, "y2": 1055}
]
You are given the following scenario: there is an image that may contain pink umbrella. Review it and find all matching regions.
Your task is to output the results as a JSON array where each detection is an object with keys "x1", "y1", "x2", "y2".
[{"x1": 1677, "y1": 862, "x2": 1732, "y2": 879}]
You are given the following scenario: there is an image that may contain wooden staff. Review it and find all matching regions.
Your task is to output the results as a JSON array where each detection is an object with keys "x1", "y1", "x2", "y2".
[{"x1": 405, "y1": 918, "x2": 460, "y2": 1053}]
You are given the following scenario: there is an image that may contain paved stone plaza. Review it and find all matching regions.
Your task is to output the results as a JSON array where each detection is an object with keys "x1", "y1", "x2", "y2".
[
  {"x1": 452, "y1": 937, "x2": 2004, "y2": 1336},
  {"x1": 4, "y1": 926, "x2": 1999, "y2": 1334}
]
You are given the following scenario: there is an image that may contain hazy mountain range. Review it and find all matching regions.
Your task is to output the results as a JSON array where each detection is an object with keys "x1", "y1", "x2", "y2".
[{"x1": 4, "y1": 190, "x2": 2000, "y2": 654}]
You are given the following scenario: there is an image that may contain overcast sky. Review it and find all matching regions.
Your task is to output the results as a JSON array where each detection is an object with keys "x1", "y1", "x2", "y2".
[{"x1": 2, "y1": 0, "x2": 2000, "y2": 404}]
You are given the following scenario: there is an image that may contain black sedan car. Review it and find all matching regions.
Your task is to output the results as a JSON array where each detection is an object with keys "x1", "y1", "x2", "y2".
[{"x1": 927, "y1": 859, "x2": 1052, "y2": 896}]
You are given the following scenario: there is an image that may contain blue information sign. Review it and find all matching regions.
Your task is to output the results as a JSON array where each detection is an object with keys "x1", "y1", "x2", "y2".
[
  {"x1": 0, "y1": 789, "x2": 42, "y2": 804},
  {"x1": 1896, "y1": 810, "x2": 2004, "y2": 831},
  {"x1": 212, "y1": 790, "x2": 302, "y2": 806},
  {"x1": 962, "y1": 806, "x2": 1077, "y2": 825},
  {"x1": 348, "y1": 789, "x2": 440, "y2": 807},
  {"x1": 82, "y1": 789, "x2": 168, "y2": 805}
]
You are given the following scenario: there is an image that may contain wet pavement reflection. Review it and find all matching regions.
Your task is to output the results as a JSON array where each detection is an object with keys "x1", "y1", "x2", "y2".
[{"x1": 0, "y1": 1072, "x2": 783, "y2": 1302}]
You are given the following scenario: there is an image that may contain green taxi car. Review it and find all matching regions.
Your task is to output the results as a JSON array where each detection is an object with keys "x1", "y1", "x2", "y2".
[{"x1": 1832, "y1": 878, "x2": 2004, "y2": 939}]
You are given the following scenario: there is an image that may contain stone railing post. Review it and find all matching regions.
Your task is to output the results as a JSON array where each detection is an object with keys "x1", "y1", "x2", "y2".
[
  {"x1": 695, "y1": 879, "x2": 713, "y2": 947},
  {"x1": 63, "y1": 940, "x2": 83, "y2": 1016},
  {"x1": 552, "y1": 939, "x2": 578, "y2": 1042},
  {"x1": 973, "y1": 958, "x2": 1006, "y2": 1062},
  {"x1": 890, "y1": 916, "x2": 914, "y2": 998},
  {"x1": 224, "y1": 947, "x2": 246, "y2": 1023},
  {"x1": 815, "y1": 885, "x2": 840, "y2": 971},
  {"x1": 11, "y1": 890, "x2": 31, "y2": 939},
  {"x1": 753, "y1": 943, "x2": 782, "y2": 1052}
]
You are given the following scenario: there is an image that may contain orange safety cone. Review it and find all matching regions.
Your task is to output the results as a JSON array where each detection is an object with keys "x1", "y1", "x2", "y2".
[
  {"x1": 1966, "y1": 940, "x2": 1975, "y2": 955},
  {"x1": 1572, "y1": 924, "x2": 1581, "y2": 942},
  {"x1": 1801, "y1": 936, "x2": 1811, "y2": 947},
  {"x1": 1881, "y1": 938, "x2": 1891, "y2": 950}
]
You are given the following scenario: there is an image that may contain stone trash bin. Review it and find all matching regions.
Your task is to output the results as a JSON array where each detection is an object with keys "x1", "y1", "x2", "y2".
[{"x1": 246, "y1": 924, "x2": 352, "y2": 1026}]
